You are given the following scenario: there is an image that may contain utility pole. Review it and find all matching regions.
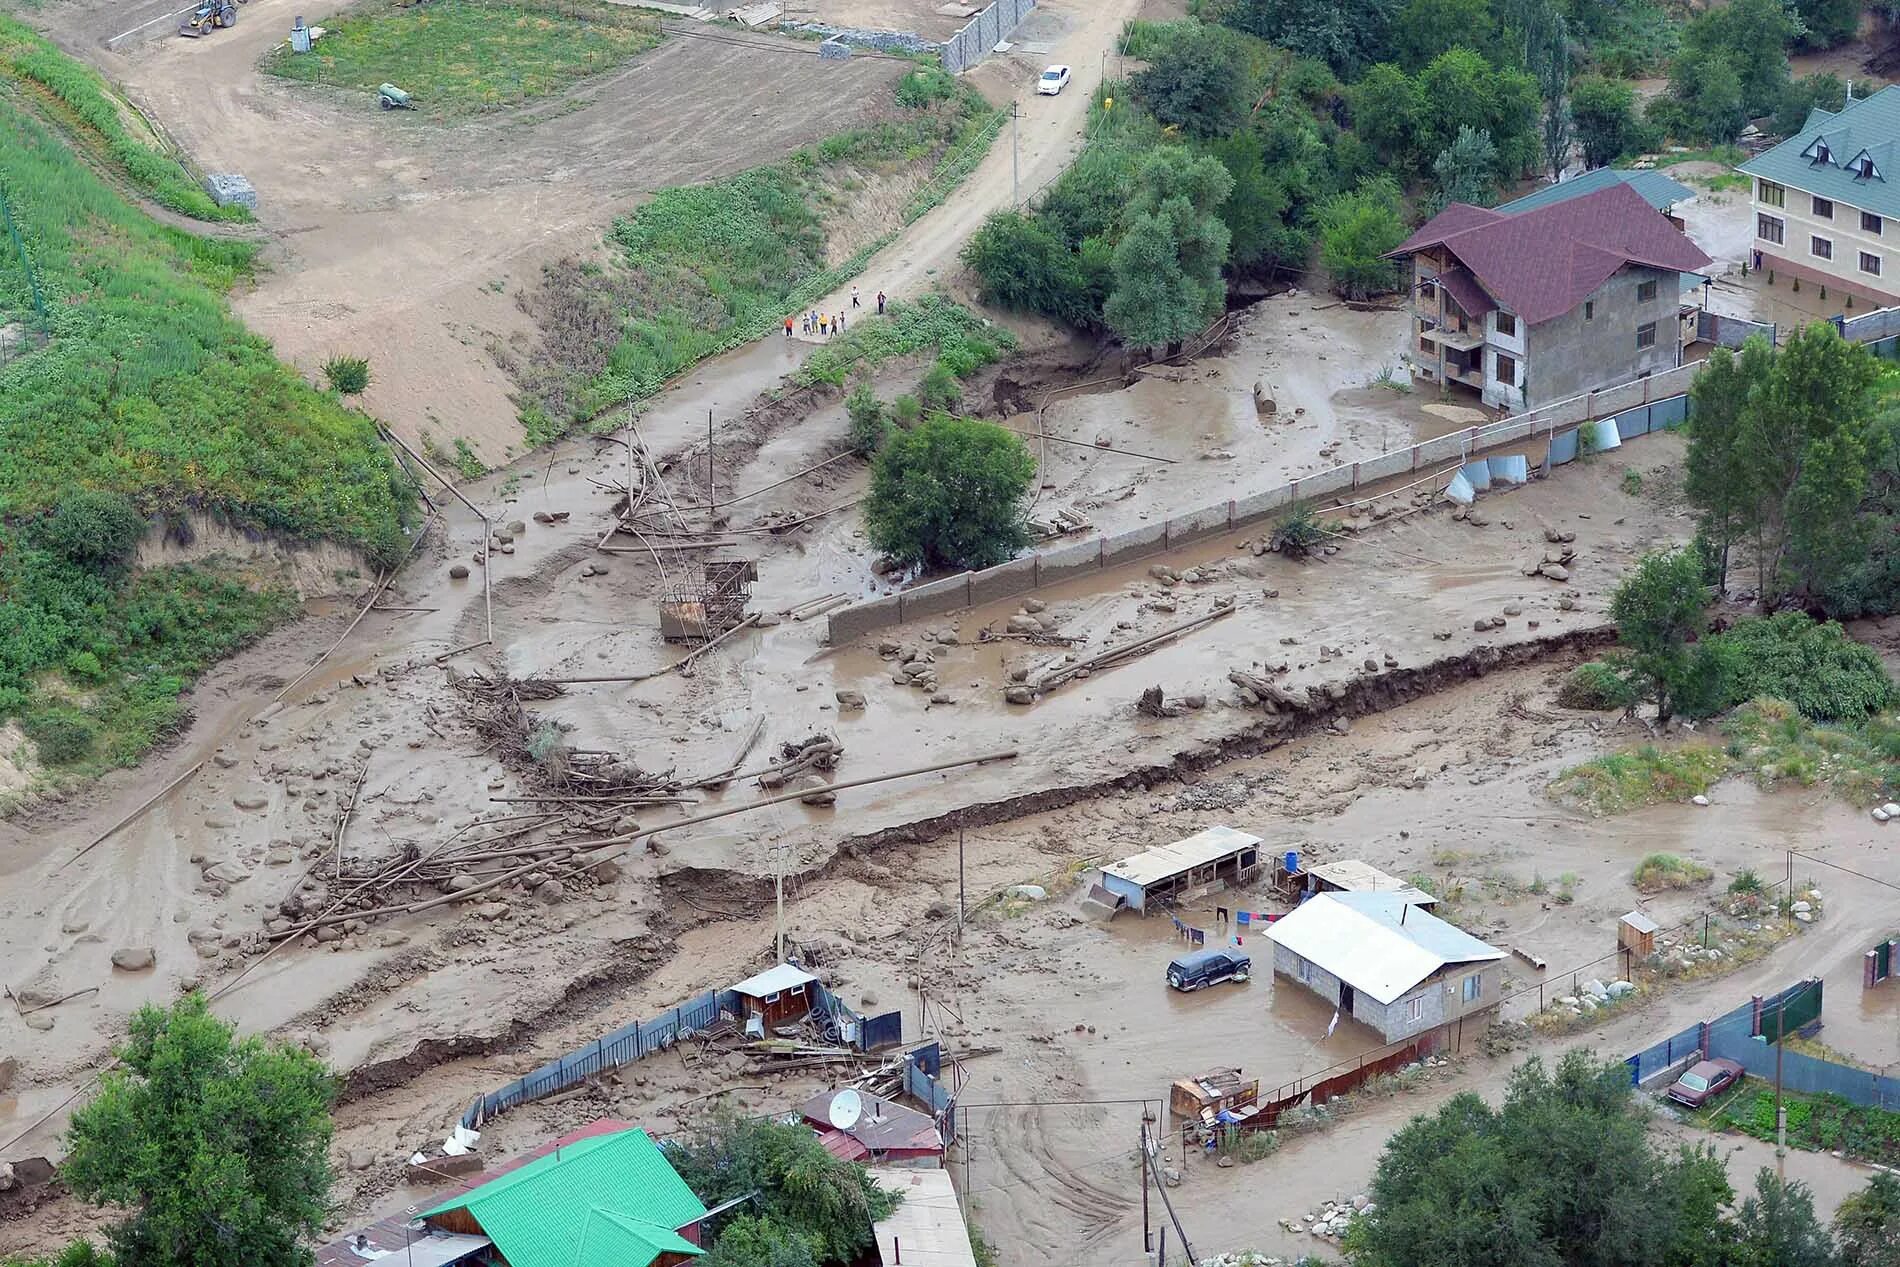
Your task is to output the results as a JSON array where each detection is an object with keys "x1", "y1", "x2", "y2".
[
  {"x1": 1010, "y1": 101, "x2": 1019, "y2": 204},
  {"x1": 706, "y1": 410, "x2": 716, "y2": 512},
  {"x1": 773, "y1": 841, "x2": 786, "y2": 962},
  {"x1": 1140, "y1": 1114, "x2": 1153, "y2": 1257},
  {"x1": 1773, "y1": 988, "x2": 1787, "y2": 1181},
  {"x1": 958, "y1": 826, "x2": 966, "y2": 932}
]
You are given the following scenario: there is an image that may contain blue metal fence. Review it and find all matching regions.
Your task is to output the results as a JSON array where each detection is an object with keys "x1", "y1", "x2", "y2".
[
  {"x1": 1628, "y1": 1021, "x2": 1707, "y2": 1085},
  {"x1": 1707, "y1": 1032, "x2": 1900, "y2": 1107}
]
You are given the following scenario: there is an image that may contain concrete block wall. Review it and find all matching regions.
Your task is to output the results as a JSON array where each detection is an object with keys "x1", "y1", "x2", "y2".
[
  {"x1": 967, "y1": 556, "x2": 1038, "y2": 606},
  {"x1": 1167, "y1": 501, "x2": 1232, "y2": 543},
  {"x1": 1233, "y1": 485, "x2": 1292, "y2": 524},
  {"x1": 1358, "y1": 450, "x2": 1414, "y2": 482},
  {"x1": 899, "y1": 573, "x2": 973, "y2": 621},
  {"x1": 1101, "y1": 521, "x2": 1167, "y2": 568},
  {"x1": 940, "y1": 0, "x2": 1034, "y2": 71},
  {"x1": 827, "y1": 593, "x2": 902, "y2": 642},
  {"x1": 1038, "y1": 536, "x2": 1105, "y2": 584},
  {"x1": 1588, "y1": 380, "x2": 1647, "y2": 417}
]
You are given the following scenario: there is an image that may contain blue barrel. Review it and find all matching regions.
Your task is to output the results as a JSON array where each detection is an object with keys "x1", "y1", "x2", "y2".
[{"x1": 1283, "y1": 850, "x2": 1299, "y2": 875}]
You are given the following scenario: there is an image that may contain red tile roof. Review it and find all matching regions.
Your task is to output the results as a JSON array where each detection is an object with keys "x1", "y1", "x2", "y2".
[
  {"x1": 1389, "y1": 181, "x2": 1711, "y2": 325},
  {"x1": 1435, "y1": 267, "x2": 1495, "y2": 320}
]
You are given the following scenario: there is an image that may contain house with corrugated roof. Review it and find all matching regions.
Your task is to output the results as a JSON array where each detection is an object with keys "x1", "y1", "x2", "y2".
[
  {"x1": 1386, "y1": 180, "x2": 1712, "y2": 411},
  {"x1": 1265, "y1": 892, "x2": 1506, "y2": 1044},
  {"x1": 1739, "y1": 84, "x2": 1900, "y2": 307},
  {"x1": 419, "y1": 1125, "x2": 710, "y2": 1267}
]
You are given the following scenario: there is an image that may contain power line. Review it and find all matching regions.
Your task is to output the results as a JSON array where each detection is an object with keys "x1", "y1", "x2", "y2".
[{"x1": 1789, "y1": 849, "x2": 1900, "y2": 894}]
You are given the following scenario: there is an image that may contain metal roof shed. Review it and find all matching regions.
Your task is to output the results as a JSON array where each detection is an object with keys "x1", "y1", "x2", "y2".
[
  {"x1": 869, "y1": 1168, "x2": 978, "y2": 1267},
  {"x1": 1303, "y1": 859, "x2": 1439, "y2": 909},
  {"x1": 1265, "y1": 892, "x2": 1504, "y2": 1005},
  {"x1": 730, "y1": 962, "x2": 818, "y2": 1031},
  {"x1": 1098, "y1": 825, "x2": 1264, "y2": 911}
]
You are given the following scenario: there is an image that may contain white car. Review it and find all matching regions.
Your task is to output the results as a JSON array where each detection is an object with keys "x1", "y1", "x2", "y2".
[{"x1": 1037, "y1": 64, "x2": 1072, "y2": 95}]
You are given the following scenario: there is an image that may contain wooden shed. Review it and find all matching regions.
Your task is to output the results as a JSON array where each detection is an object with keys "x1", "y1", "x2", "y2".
[
  {"x1": 731, "y1": 962, "x2": 817, "y2": 1033},
  {"x1": 1168, "y1": 1068, "x2": 1260, "y2": 1130},
  {"x1": 1619, "y1": 911, "x2": 1658, "y2": 959}
]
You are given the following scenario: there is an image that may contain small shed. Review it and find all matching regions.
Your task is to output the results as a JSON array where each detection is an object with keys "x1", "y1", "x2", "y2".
[
  {"x1": 1168, "y1": 1067, "x2": 1260, "y2": 1130},
  {"x1": 869, "y1": 1168, "x2": 977, "y2": 1267},
  {"x1": 802, "y1": 1089, "x2": 944, "y2": 1165},
  {"x1": 1097, "y1": 825, "x2": 1264, "y2": 912},
  {"x1": 730, "y1": 962, "x2": 817, "y2": 1033},
  {"x1": 1619, "y1": 911, "x2": 1659, "y2": 958},
  {"x1": 1302, "y1": 859, "x2": 1438, "y2": 910}
]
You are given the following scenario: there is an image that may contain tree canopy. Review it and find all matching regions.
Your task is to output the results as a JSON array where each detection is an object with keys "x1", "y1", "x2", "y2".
[
  {"x1": 1129, "y1": 20, "x2": 1251, "y2": 137},
  {"x1": 61, "y1": 994, "x2": 335, "y2": 1267},
  {"x1": 1317, "y1": 176, "x2": 1406, "y2": 299},
  {"x1": 1103, "y1": 148, "x2": 1234, "y2": 348},
  {"x1": 863, "y1": 415, "x2": 1036, "y2": 570},
  {"x1": 1609, "y1": 548, "x2": 1710, "y2": 722},
  {"x1": 1570, "y1": 75, "x2": 1642, "y2": 168}
]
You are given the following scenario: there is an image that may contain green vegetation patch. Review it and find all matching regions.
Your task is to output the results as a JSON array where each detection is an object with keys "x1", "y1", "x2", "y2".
[
  {"x1": 1553, "y1": 743, "x2": 1729, "y2": 814},
  {"x1": 0, "y1": 91, "x2": 412, "y2": 778},
  {"x1": 504, "y1": 76, "x2": 1001, "y2": 431},
  {"x1": 1724, "y1": 698, "x2": 1900, "y2": 805},
  {"x1": 1633, "y1": 852, "x2": 1713, "y2": 892},
  {"x1": 1712, "y1": 1088, "x2": 1900, "y2": 1169},
  {"x1": 262, "y1": 0, "x2": 662, "y2": 114},
  {"x1": 0, "y1": 16, "x2": 247, "y2": 222},
  {"x1": 792, "y1": 294, "x2": 1012, "y2": 389}
]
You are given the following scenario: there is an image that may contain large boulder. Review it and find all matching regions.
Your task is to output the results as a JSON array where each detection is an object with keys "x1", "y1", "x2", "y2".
[{"x1": 111, "y1": 946, "x2": 156, "y2": 972}]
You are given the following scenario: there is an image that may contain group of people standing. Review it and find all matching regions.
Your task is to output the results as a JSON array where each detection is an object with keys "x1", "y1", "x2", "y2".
[{"x1": 784, "y1": 284, "x2": 888, "y2": 339}]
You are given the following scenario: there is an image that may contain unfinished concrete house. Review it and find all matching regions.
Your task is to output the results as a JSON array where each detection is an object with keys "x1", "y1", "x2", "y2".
[
  {"x1": 1388, "y1": 180, "x2": 1712, "y2": 411},
  {"x1": 1265, "y1": 892, "x2": 1506, "y2": 1044}
]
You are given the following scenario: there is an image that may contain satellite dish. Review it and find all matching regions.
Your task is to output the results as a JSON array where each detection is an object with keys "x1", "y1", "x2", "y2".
[{"x1": 828, "y1": 1088, "x2": 864, "y2": 1131}]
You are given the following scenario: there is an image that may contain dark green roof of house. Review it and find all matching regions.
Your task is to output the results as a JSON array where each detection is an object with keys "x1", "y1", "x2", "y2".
[
  {"x1": 1738, "y1": 85, "x2": 1900, "y2": 220},
  {"x1": 1496, "y1": 168, "x2": 1694, "y2": 215},
  {"x1": 423, "y1": 1129, "x2": 706, "y2": 1267}
]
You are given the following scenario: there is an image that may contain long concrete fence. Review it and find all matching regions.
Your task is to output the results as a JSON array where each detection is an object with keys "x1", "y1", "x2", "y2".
[{"x1": 827, "y1": 362, "x2": 1700, "y2": 643}]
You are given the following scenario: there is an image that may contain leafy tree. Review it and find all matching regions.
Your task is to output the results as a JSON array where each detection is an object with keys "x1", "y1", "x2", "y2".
[
  {"x1": 1667, "y1": 52, "x2": 1749, "y2": 142},
  {"x1": 1103, "y1": 149, "x2": 1233, "y2": 349},
  {"x1": 863, "y1": 415, "x2": 1035, "y2": 570},
  {"x1": 1836, "y1": 1172, "x2": 1900, "y2": 1267},
  {"x1": 1350, "y1": 64, "x2": 1424, "y2": 172},
  {"x1": 1571, "y1": 75, "x2": 1642, "y2": 167},
  {"x1": 665, "y1": 1108, "x2": 898, "y2": 1265},
  {"x1": 1734, "y1": 1170, "x2": 1838, "y2": 1267},
  {"x1": 845, "y1": 383, "x2": 891, "y2": 456},
  {"x1": 1317, "y1": 176, "x2": 1406, "y2": 299},
  {"x1": 1395, "y1": 0, "x2": 1500, "y2": 70},
  {"x1": 1672, "y1": 0, "x2": 1802, "y2": 121},
  {"x1": 1684, "y1": 338, "x2": 1772, "y2": 591},
  {"x1": 1433, "y1": 126, "x2": 1501, "y2": 208},
  {"x1": 961, "y1": 212, "x2": 1093, "y2": 327},
  {"x1": 1214, "y1": 0, "x2": 1400, "y2": 77},
  {"x1": 1129, "y1": 20, "x2": 1250, "y2": 137},
  {"x1": 1202, "y1": 131, "x2": 1308, "y2": 274},
  {"x1": 4, "y1": 1242, "x2": 116, "y2": 1267},
  {"x1": 1609, "y1": 548, "x2": 1709, "y2": 722},
  {"x1": 1772, "y1": 72, "x2": 1861, "y2": 137},
  {"x1": 1345, "y1": 1050, "x2": 1734, "y2": 1267},
  {"x1": 1736, "y1": 322, "x2": 1880, "y2": 608},
  {"x1": 1535, "y1": 23, "x2": 1572, "y2": 178},
  {"x1": 1794, "y1": 0, "x2": 1860, "y2": 47},
  {"x1": 1692, "y1": 612, "x2": 1895, "y2": 721},
  {"x1": 27, "y1": 490, "x2": 146, "y2": 573},
  {"x1": 1415, "y1": 48, "x2": 1542, "y2": 179},
  {"x1": 62, "y1": 994, "x2": 335, "y2": 1267}
]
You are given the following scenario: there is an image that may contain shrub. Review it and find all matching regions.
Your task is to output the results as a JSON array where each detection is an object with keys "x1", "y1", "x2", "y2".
[
  {"x1": 322, "y1": 356, "x2": 371, "y2": 396},
  {"x1": 1556, "y1": 661, "x2": 1639, "y2": 711},
  {"x1": 919, "y1": 362, "x2": 961, "y2": 413},
  {"x1": 896, "y1": 65, "x2": 957, "y2": 108},
  {"x1": 1554, "y1": 744, "x2": 1729, "y2": 813},
  {"x1": 1316, "y1": 177, "x2": 1406, "y2": 300},
  {"x1": 27, "y1": 490, "x2": 146, "y2": 571},
  {"x1": 845, "y1": 383, "x2": 891, "y2": 456},
  {"x1": 1729, "y1": 868, "x2": 1764, "y2": 894},
  {"x1": 1692, "y1": 613, "x2": 1894, "y2": 722},
  {"x1": 1269, "y1": 504, "x2": 1329, "y2": 557},
  {"x1": 1633, "y1": 852, "x2": 1714, "y2": 891},
  {"x1": 24, "y1": 705, "x2": 98, "y2": 765},
  {"x1": 892, "y1": 395, "x2": 922, "y2": 426},
  {"x1": 864, "y1": 416, "x2": 1035, "y2": 570}
]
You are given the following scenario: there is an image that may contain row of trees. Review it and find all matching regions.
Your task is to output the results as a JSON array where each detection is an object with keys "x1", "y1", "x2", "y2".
[
  {"x1": 1348, "y1": 1049, "x2": 1900, "y2": 1267},
  {"x1": 1685, "y1": 325, "x2": 1898, "y2": 616}
]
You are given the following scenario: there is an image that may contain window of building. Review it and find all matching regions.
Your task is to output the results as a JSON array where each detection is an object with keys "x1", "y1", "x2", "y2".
[
  {"x1": 1494, "y1": 352, "x2": 1517, "y2": 386},
  {"x1": 1759, "y1": 179, "x2": 1785, "y2": 207},
  {"x1": 1495, "y1": 311, "x2": 1517, "y2": 337},
  {"x1": 1405, "y1": 996, "x2": 1424, "y2": 1023},
  {"x1": 1419, "y1": 280, "x2": 1437, "y2": 303},
  {"x1": 1862, "y1": 251, "x2": 1882, "y2": 276},
  {"x1": 1636, "y1": 279, "x2": 1658, "y2": 303},
  {"x1": 1814, "y1": 196, "x2": 1835, "y2": 218},
  {"x1": 1813, "y1": 235, "x2": 1834, "y2": 260},
  {"x1": 1758, "y1": 214, "x2": 1785, "y2": 245},
  {"x1": 1419, "y1": 335, "x2": 1434, "y2": 354},
  {"x1": 1636, "y1": 321, "x2": 1657, "y2": 350},
  {"x1": 1584, "y1": 300, "x2": 1595, "y2": 321},
  {"x1": 1865, "y1": 211, "x2": 1885, "y2": 234},
  {"x1": 1463, "y1": 973, "x2": 1484, "y2": 1003}
]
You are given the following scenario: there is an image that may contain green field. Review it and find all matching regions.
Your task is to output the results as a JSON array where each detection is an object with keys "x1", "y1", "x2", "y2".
[
  {"x1": 0, "y1": 37, "x2": 413, "y2": 781},
  {"x1": 506, "y1": 66, "x2": 1007, "y2": 433},
  {"x1": 0, "y1": 15, "x2": 246, "y2": 222},
  {"x1": 262, "y1": 0, "x2": 663, "y2": 115}
]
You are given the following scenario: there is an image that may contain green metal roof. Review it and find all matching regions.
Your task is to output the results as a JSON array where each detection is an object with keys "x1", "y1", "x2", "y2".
[
  {"x1": 1738, "y1": 84, "x2": 1900, "y2": 220},
  {"x1": 423, "y1": 1129, "x2": 707, "y2": 1267},
  {"x1": 1496, "y1": 167, "x2": 1694, "y2": 215}
]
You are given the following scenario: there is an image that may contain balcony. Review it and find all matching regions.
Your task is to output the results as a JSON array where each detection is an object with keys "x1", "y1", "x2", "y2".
[{"x1": 1418, "y1": 323, "x2": 1485, "y2": 352}]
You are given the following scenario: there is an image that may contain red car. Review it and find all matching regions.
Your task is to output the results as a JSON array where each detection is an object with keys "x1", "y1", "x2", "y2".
[{"x1": 1666, "y1": 1058, "x2": 1743, "y2": 1107}]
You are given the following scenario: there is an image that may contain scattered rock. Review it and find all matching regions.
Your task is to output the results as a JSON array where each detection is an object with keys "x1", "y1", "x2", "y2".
[
  {"x1": 796, "y1": 775, "x2": 837, "y2": 806},
  {"x1": 1691, "y1": 794, "x2": 1710, "y2": 807},
  {"x1": 835, "y1": 689, "x2": 867, "y2": 711},
  {"x1": 450, "y1": 564, "x2": 471, "y2": 580},
  {"x1": 203, "y1": 861, "x2": 251, "y2": 884},
  {"x1": 111, "y1": 946, "x2": 156, "y2": 972},
  {"x1": 1023, "y1": 597, "x2": 1047, "y2": 614},
  {"x1": 265, "y1": 847, "x2": 295, "y2": 866},
  {"x1": 1007, "y1": 885, "x2": 1049, "y2": 902},
  {"x1": 23, "y1": 1013, "x2": 53, "y2": 1032},
  {"x1": 232, "y1": 792, "x2": 269, "y2": 811},
  {"x1": 535, "y1": 879, "x2": 567, "y2": 905},
  {"x1": 0, "y1": 1056, "x2": 18, "y2": 1094},
  {"x1": 348, "y1": 1149, "x2": 376, "y2": 1172},
  {"x1": 1540, "y1": 562, "x2": 1572, "y2": 582},
  {"x1": 446, "y1": 872, "x2": 479, "y2": 893}
]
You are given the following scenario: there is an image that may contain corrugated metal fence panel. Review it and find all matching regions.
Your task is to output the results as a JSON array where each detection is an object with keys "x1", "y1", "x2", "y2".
[
  {"x1": 1628, "y1": 1022, "x2": 1705, "y2": 1084},
  {"x1": 1650, "y1": 394, "x2": 1688, "y2": 430},
  {"x1": 1614, "y1": 406, "x2": 1650, "y2": 441},
  {"x1": 1460, "y1": 461, "x2": 1493, "y2": 492},
  {"x1": 1759, "y1": 977, "x2": 1822, "y2": 1040},
  {"x1": 1490, "y1": 454, "x2": 1530, "y2": 486},
  {"x1": 1707, "y1": 1030, "x2": 1900, "y2": 1108},
  {"x1": 1548, "y1": 428, "x2": 1580, "y2": 466},
  {"x1": 910, "y1": 1041, "x2": 942, "y2": 1078},
  {"x1": 862, "y1": 1010, "x2": 904, "y2": 1051}
]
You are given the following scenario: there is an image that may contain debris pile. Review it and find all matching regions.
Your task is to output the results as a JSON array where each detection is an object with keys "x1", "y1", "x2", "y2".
[
  {"x1": 1525, "y1": 526, "x2": 1579, "y2": 582},
  {"x1": 1007, "y1": 603, "x2": 1235, "y2": 705}
]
